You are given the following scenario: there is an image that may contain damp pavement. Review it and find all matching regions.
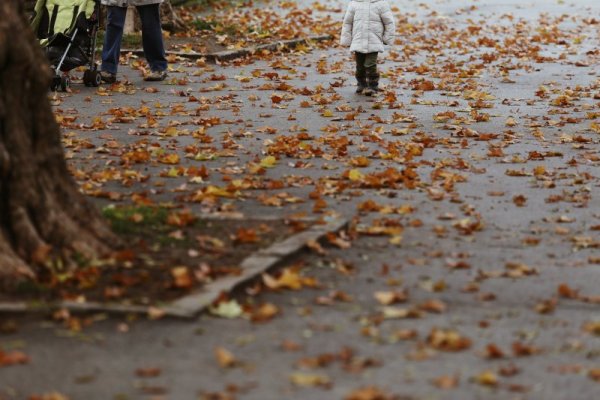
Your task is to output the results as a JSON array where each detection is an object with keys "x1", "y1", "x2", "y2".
[{"x1": 1, "y1": 0, "x2": 599, "y2": 399}]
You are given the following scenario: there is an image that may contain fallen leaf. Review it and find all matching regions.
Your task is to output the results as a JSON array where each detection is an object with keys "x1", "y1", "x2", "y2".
[
  {"x1": 214, "y1": 346, "x2": 237, "y2": 368},
  {"x1": 289, "y1": 372, "x2": 331, "y2": 388}
]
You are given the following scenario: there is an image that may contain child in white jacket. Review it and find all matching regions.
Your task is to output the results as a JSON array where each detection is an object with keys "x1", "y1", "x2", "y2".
[{"x1": 340, "y1": 0, "x2": 396, "y2": 95}]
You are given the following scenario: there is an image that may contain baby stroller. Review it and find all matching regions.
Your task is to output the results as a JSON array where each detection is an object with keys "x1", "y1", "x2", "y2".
[{"x1": 31, "y1": 0, "x2": 102, "y2": 91}]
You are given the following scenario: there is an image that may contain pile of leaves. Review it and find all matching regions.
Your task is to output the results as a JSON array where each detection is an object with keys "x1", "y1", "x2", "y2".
[{"x1": 0, "y1": 206, "x2": 298, "y2": 305}]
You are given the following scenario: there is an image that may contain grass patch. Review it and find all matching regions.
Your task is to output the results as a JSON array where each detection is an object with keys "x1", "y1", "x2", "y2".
[
  {"x1": 95, "y1": 32, "x2": 141, "y2": 49},
  {"x1": 122, "y1": 33, "x2": 142, "y2": 48},
  {"x1": 102, "y1": 205, "x2": 170, "y2": 235},
  {"x1": 193, "y1": 18, "x2": 217, "y2": 31}
]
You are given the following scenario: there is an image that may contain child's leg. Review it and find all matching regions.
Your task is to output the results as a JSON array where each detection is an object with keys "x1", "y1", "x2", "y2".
[
  {"x1": 365, "y1": 52, "x2": 379, "y2": 92},
  {"x1": 355, "y1": 52, "x2": 367, "y2": 93}
]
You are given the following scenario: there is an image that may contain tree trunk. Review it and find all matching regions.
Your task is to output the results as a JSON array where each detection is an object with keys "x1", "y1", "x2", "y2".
[
  {"x1": 133, "y1": 1, "x2": 186, "y2": 33},
  {"x1": 160, "y1": 1, "x2": 186, "y2": 32},
  {"x1": 0, "y1": 0, "x2": 116, "y2": 286},
  {"x1": 25, "y1": 0, "x2": 36, "y2": 17}
]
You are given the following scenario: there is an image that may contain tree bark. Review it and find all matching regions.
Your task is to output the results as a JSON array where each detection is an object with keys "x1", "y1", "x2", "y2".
[
  {"x1": 133, "y1": 1, "x2": 186, "y2": 33},
  {"x1": 160, "y1": 1, "x2": 186, "y2": 32},
  {"x1": 0, "y1": 0, "x2": 116, "y2": 286}
]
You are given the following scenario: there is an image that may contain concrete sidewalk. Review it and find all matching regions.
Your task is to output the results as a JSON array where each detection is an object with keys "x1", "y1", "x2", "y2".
[{"x1": 1, "y1": 0, "x2": 599, "y2": 399}]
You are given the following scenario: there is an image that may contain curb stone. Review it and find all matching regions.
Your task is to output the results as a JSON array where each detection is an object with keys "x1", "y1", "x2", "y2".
[
  {"x1": 0, "y1": 217, "x2": 348, "y2": 319},
  {"x1": 121, "y1": 34, "x2": 332, "y2": 62}
]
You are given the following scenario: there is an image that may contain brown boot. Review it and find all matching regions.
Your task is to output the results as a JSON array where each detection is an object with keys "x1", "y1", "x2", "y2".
[
  {"x1": 364, "y1": 73, "x2": 380, "y2": 96},
  {"x1": 356, "y1": 74, "x2": 367, "y2": 94}
]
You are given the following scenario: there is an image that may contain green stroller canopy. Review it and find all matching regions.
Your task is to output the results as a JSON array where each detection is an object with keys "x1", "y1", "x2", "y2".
[{"x1": 32, "y1": 0, "x2": 96, "y2": 47}]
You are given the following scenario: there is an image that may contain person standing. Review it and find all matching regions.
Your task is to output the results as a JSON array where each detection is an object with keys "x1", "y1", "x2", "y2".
[
  {"x1": 100, "y1": 0, "x2": 168, "y2": 83},
  {"x1": 340, "y1": 0, "x2": 396, "y2": 96}
]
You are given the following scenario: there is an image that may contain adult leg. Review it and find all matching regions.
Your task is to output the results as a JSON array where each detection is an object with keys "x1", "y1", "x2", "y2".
[
  {"x1": 355, "y1": 52, "x2": 367, "y2": 94},
  {"x1": 136, "y1": 4, "x2": 167, "y2": 74},
  {"x1": 364, "y1": 52, "x2": 379, "y2": 95},
  {"x1": 101, "y1": 6, "x2": 127, "y2": 75}
]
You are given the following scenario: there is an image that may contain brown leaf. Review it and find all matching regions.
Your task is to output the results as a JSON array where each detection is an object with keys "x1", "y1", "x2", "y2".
[
  {"x1": 512, "y1": 341, "x2": 541, "y2": 357},
  {"x1": 419, "y1": 299, "x2": 447, "y2": 313},
  {"x1": 280, "y1": 340, "x2": 303, "y2": 352},
  {"x1": 588, "y1": 369, "x2": 600, "y2": 382},
  {"x1": 557, "y1": 283, "x2": 579, "y2": 299},
  {"x1": 263, "y1": 267, "x2": 318, "y2": 291},
  {"x1": 483, "y1": 344, "x2": 505, "y2": 359},
  {"x1": 171, "y1": 266, "x2": 193, "y2": 289},
  {"x1": 250, "y1": 303, "x2": 280, "y2": 323},
  {"x1": 427, "y1": 328, "x2": 471, "y2": 352},
  {"x1": 431, "y1": 375, "x2": 459, "y2": 389},
  {"x1": 135, "y1": 367, "x2": 161, "y2": 378},
  {"x1": 214, "y1": 347, "x2": 236, "y2": 368},
  {"x1": 0, "y1": 349, "x2": 30, "y2": 367},
  {"x1": 374, "y1": 290, "x2": 408, "y2": 305},
  {"x1": 344, "y1": 386, "x2": 395, "y2": 400},
  {"x1": 289, "y1": 372, "x2": 331, "y2": 388},
  {"x1": 234, "y1": 228, "x2": 259, "y2": 244}
]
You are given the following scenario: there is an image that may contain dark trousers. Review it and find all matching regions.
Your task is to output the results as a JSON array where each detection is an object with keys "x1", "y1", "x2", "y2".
[
  {"x1": 355, "y1": 52, "x2": 378, "y2": 81},
  {"x1": 101, "y1": 5, "x2": 167, "y2": 74}
]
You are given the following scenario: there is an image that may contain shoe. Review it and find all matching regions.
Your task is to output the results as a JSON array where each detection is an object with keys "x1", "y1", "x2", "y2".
[
  {"x1": 144, "y1": 70, "x2": 168, "y2": 82},
  {"x1": 364, "y1": 87, "x2": 380, "y2": 97},
  {"x1": 355, "y1": 75, "x2": 367, "y2": 94},
  {"x1": 365, "y1": 74, "x2": 380, "y2": 97},
  {"x1": 99, "y1": 71, "x2": 117, "y2": 84}
]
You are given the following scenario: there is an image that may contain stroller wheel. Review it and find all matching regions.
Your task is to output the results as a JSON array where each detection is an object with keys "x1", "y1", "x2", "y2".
[
  {"x1": 60, "y1": 76, "x2": 70, "y2": 92},
  {"x1": 83, "y1": 70, "x2": 102, "y2": 87},
  {"x1": 94, "y1": 72, "x2": 102, "y2": 87},
  {"x1": 83, "y1": 70, "x2": 92, "y2": 87},
  {"x1": 50, "y1": 75, "x2": 62, "y2": 92}
]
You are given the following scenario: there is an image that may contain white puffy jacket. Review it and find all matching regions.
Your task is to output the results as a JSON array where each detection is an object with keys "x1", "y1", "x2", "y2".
[{"x1": 340, "y1": 0, "x2": 396, "y2": 54}]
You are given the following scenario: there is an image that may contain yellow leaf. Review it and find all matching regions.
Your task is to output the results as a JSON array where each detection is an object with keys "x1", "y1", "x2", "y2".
[
  {"x1": 263, "y1": 269, "x2": 303, "y2": 290},
  {"x1": 350, "y1": 156, "x2": 371, "y2": 168},
  {"x1": 159, "y1": 153, "x2": 180, "y2": 165},
  {"x1": 475, "y1": 370, "x2": 499, "y2": 387},
  {"x1": 260, "y1": 155, "x2": 277, "y2": 168},
  {"x1": 348, "y1": 169, "x2": 364, "y2": 182},
  {"x1": 289, "y1": 372, "x2": 331, "y2": 387},
  {"x1": 209, "y1": 300, "x2": 243, "y2": 319},
  {"x1": 382, "y1": 307, "x2": 410, "y2": 319},
  {"x1": 374, "y1": 290, "x2": 407, "y2": 305},
  {"x1": 389, "y1": 235, "x2": 403, "y2": 246}
]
